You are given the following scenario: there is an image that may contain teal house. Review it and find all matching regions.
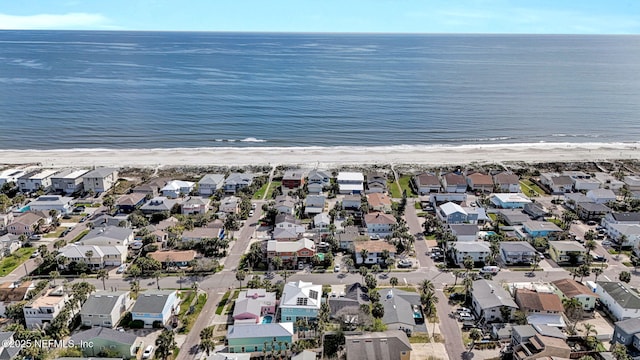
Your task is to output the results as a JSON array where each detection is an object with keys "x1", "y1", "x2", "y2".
[
  {"x1": 227, "y1": 323, "x2": 295, "y2": 353},
  {"x1": 69, "y1": 327, "x2": 138, "y2": 359},
  {"x1": 279, "y1": 280, "x2": 322, "y2": 323}
]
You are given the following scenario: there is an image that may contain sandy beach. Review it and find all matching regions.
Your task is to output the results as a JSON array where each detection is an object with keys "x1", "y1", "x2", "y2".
[{"x1": 1, "y1": 142, "x2": 638, "y2": 169}]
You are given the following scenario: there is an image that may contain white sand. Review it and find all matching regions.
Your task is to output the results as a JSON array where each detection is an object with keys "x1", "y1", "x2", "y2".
[{"x1": 1, "y1": 142, "x2": 638, "y2": 168}]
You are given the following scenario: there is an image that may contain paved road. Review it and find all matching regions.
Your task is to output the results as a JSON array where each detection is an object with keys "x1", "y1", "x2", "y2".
[
  {"x1": 434, "y1": 289, "x2": 466, "y2": 360},
  {"x1": 405, "y1": 198, "x2": 433, "y2": 269}
]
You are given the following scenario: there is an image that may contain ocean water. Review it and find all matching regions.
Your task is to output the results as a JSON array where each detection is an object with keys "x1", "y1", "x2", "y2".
[{"x1": 1, "y1": 31, "x2": 640, "y2": 150}]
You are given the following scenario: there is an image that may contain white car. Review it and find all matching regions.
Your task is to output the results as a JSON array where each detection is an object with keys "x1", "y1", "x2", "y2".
[
  {"x1": 248, "y1": 210, "x2": 254, "y2": 217},
  {"x1": 142, "y1": 345, "x2": 154, "y2": 359},
  {"x1": 334, "y1": 265, "x2": 340, "y2": 273},
  {"x1": 251, "y1": 203, "x2": 257, "y2": 209}
]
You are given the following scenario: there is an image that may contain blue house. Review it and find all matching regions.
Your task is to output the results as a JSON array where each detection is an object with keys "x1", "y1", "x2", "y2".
[
  {"x1": 522, "y1": 221, "x2": 563, "y2": 239},
  {"x1": 227, "y1": 323, "x2": 294, "y2": 354},
  {"x1": 490, "y1": 193, "x2": 532, "y2": 209},
  {"x1": 279, "y1": 281, "x2": 322, "y2": 323},
  {"x1": 437, "y1": 202, "x2": 468, "y2": 224},
  {"x1": 131, "y1": 290, "x2": 179, "y2": 328}
]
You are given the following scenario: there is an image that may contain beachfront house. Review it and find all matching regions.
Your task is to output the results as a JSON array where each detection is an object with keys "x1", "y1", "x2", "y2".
[
  {"x1": 413, "y1": 172, "x2": 441, "y2": 194},
  {"x1": 161, "y1": 180, "x2": 195, "y2": 198},
  {"x1": 307, "y1": 169, "x2": 331, "y2": 194},
  {"x1": 540, "y1": 173, "x2": 574, "y2": 194},
  {"x1": 82, "y1": 168, "x2": 118, "y2": 193},
  {"x1": 132, "y1": 177, "x2": 168, "y2": 197},
  {"x1": 227, "y1": 323, "x2": 295, "y2": 354},
  {"x1": 466, "y1": 172, "x2": 494, "y2": 193},
  {"x1": 279, "y1": 280, "x2": 322, "y2": 322},
  {"x1": 131, "y1": 290, "x2": 179, "y2": 328},
  {"x1": 493, "y1": 172, "x2": 520, "y2": 193},
  {"x1": 0, "y1": 168, "x2": 26, "y2": 186},
  {"x1": 337, "y1": 172, "x2": 364, "y2": 194},
  {"x1": 198, "y1": 174, "x2": 225, "y2": 196},
  {"x1": 80, "y1": 291, "x2": 133, "y2": 328},
  {"x1": 364, "y1": 212, "x2": 397, "y2": 237},
  {"x1": 18, "y1": 169, "x2": 58, "y2": 193},
  {"x1": 594, "y1": 172, "x2": 625, "y2": 191},
  {"x1": 596, "y1": 281, "x2": 640, "y2": 321},
  {"x1": 366, "y1": 172, "x2": 388, "y2": 194},
  {"x1": 232, "y1": 289, "x2": 277, "y2": 324},
  {"x1": 282, "y1": 169, "x2": 306, "y2": 190},
  {"x1": 224, "y1": 172, "x2": 254, "y2": 194},
  {"x1": 354, "y1": 240, "x2": 396, "y2": 265},
  {"x1": 50, "y1": 169, "x2": 89, "y2": 194},
  {"x1": 564, "y1": 171, "x2": 600, "y2": 191},
  {"x1": 586, "y1": 188, "x2": 616, "y2": 204},
  {"x1": 441, "y1": 172, "x2": 467, "y2": 193}
]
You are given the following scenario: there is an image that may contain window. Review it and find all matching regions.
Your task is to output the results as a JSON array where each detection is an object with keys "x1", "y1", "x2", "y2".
[
  {"x1": 296, "y1": 297, "x2": 308, "y2": 306},
  {"x1": 309, "y1": 290, "x2": 318, "y2": 300},
  {"x1": 285, "y1": 317, "x2": 291, "y2": 321}
]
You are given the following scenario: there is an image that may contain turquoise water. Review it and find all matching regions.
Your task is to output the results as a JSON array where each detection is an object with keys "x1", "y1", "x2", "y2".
[
  {"x1": 19, "y1": 205, "x2": 31, "y2": 212},
  {"x1": 261, "y1": 315, "x2": 273, "y2": 324}
]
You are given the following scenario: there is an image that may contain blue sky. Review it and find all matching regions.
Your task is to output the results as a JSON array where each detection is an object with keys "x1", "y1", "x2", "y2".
[{"x1": 0, "y1": 0, "x2": 639, "y2": 33}]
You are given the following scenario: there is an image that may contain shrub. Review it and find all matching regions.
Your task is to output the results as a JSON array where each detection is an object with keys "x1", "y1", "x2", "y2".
[
  {"x1": 152, "y1": 320, "x2": 164, "y2": 328},
  {"x1": 130, "y1": 320, "x2": 145, "y2": 329}
]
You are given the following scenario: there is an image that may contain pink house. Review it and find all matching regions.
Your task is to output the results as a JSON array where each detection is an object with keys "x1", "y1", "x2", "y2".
[{"x1": 232, "y1": 289, "x2": 277, "y2": 324}]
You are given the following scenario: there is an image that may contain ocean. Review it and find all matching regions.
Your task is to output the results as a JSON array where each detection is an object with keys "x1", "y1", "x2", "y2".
[{"x1": 1, "y1": 31, "x2": 640, "y2": 150}]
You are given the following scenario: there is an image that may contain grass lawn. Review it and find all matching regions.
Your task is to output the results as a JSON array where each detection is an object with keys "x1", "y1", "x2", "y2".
[
  {"x1": 0, "y1": 247, "x2": 36, "y2": 276},
  {"x1": 398, "y1": 175, "x2": 417, "y2": 198},
  {"x1": 488, "y1": 213, "x2": 498, "y2": 221},
  {"x1": 388, "y1": 180, "x2": 402, "y2": 198},
  {"x1": 179, "y1": 293, "x2": 208, "y2": 334},
  {"x1": 265, "y1": 181, "x2": 281, "y2": 199},
  {"x1": 424, "y1": 234, "x2": 436, "y2": 240},
  {"x1": 415, "y1": 202, "x2": 422, "y2": 209},
  {"x1": 408, "y1": 332, "x2": 430, "y2": 344},
  {"x1": 395, "y1": 286, "x2": 417, "y2": 293},
  {"x1": 72, "y1": 230, "x2": 90, "y2": 242},
  {"x1": 520, "y1": 180, "x2": 546, "y2": 196},
  {"x1": 45, "y1": 227, "x2": 68, "y2": 238},
  {"x1": 112, "y1": 180, "x2": 133, "y2": 195},
  {"x1": 252, "y1": 182, "x2": 269, "y2": 200},
  {"x1": 215, "y1": 290, "x2": 231, "y2": 315}
]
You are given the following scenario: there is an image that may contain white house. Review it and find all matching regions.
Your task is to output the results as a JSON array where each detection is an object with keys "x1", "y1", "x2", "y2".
[
  {"x1": 27, "y1": 195, "x2": 73, "y2": 215},
  {"x1": 161, "y1": 180, "x2": 195, "y2": 198},
  {"x1": 0, "y1": 234, "x2": 22, "y2": 257},
  {"x1": 441, "y1": 173, "x2": 467, "y2": 193},
  {"x1": 596, "y1": 281, "x2": 640, "y2": 321},
  {"x1": 449, "y1": 224, "x2": 479, "y2": 242},
  {"x1": 354, "y1": 241, "x2": 396, "y2": 265},
  {"x1": 50, "y1": 169, "x2": 89, "y2": 194},
  {"x1": 307, "y1": 169, "x2": 331, "y2": 194},
  {"x1": 490, "y1": 193, "x2": 532, "y2": 209},
  {"x1": 563, "y1": 171, "x2": 600, "y2": 191},
  {"x1": 363, "y1": 212, "x2": 396, "y2": 237},
  {"x1": 539, "y1": 173, "x2": 574, "y2": 194},
  {"x1": 609, "y1": 224, "x2": 640, "y2": 249},
  {"x1": 337, "y1": 172, "x2": 364, "y2": 194},
  {"x1": 275, "y1": 214, "x2": 306, "y2": 234},
  {"x1": 18, "y1": 169, "x2": 58, "y2": 193},
  {"x1": 80, "y1": 291, "x2": 133, "y2": 328},
  {"x1": 82, "y1": 168, "x2": 118, "y2": 193},
  {"x1": 500, "y1": 241, "x2": 537, "y2": 265},
  {"x1": 450, "y1": 241, "x2": 490, "y2": 265},
  {"x1": 77, "y1": 226, "x2": 134, "y2": 247},
  {"x1": 413, "y1": 173, "x2": 441, "y2": 194},
  {"x1": 58, "y1": 244, "x2": 127, "y2": 268},
  {"x1": 493, "y1": 172, "x2": 520, "y2": 193},
  {"x1": 220, "y1": 196, "x2": 241, "y2": 214},
  {"x1": 0, "y1": 168, "x2": 26, "y2": 186},
  {"x1": 275, "y1": 195, "x2": 296, "y2": 215},
  {"x1": 471, "y1": 279, "x2": 518, "y2": 323},
  {"x1": 198, "y1": 174, "x2": 225, "y2": 196},
  {"x1": 279, "y1": 281, "x2": 322, "y2": 322},
  {"x1": 313, "y1": 213, "x2": 330, "y2": 231},
  {"x1": 624, "y1": 175, "x2": 640, "y2": 192},
  {"x1": 586, "y1": 188, "x2": 616, "y2": 204},
  {"x1": 23, "y1": 287, "x2": 71, "y2": 330},
  {"x1": 131, "y1": 290, "x2": 180, "y2": 328},
  {"x1": 304, "y1": 195, "x2": 325, "y2": 215},
  {"x1": 593, "y1": 172, "x2": 625, "y2": 192},
  {"x1": 224, "y1": 173, "x2": 254, "y2": 194}
]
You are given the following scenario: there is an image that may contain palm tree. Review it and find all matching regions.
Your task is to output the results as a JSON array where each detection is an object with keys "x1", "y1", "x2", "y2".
[
  {"x1": 96, "y1": 269, "x2": 109, "y2": 290},
  {"x1": 359, "y1": 249, "x2": 369, "y2": 265},
  {"x1": 583, "y1": 323, "x2": 597, "y2": 339},
  {"x1": 236, "y1": 269, "x2": 246, "y2": 289},
  {"x1": 584, "y1": 239, "x2": 597, "y2": 255},
  {"x1": 359, "y1": 267, "x2": 368, "y2": 283},
  {"x1": 619, "y1": 271, "x2": 631, "y2": 283},
  {"x1": 156, "y1": 329, "x2": 176, "y2": 360},
  {"x1": 153, "y1": 270, "x2": 162, "y2": 290},
  {"x1": 617, "y1": 235, "x2": 628, "y2": 258},
  {"x1": 592, "y1": 267, "x2": 604, "y2": 282},
  {"x1": 467, "y1": 328, "x2": 483, "y2": 353},
  {"x1": 271, "y1": 256, "x2": 283, "y2": 272},
  {"x1": 390, "y1": 277, "x2": 398, "y2": 288},
  {"x1": 50, "y1": 271, "x2": 60, "y2": 286},
  {"x1": 452, "y1": 269, "x2": 464, "y2": 286},
  {"x1": 84, "y1": 250, "x2": 94, "y2": 267},
  {"x1": 563, "y1": 297, "x2": 583, "y2": 334},
  {"x1": 343, "y1": 257, "x2": 354, "y2": 273},
  {"x1": 463, "y1": 276, "x2": 474, "y2": 302},
  {"x1": 130, "y1": 280, "x2": 140, "y2": 297},
  {"x1": 419, "y1": 279, "x2": 434, "y2": 295},
  {"x1": 199, "y1": 326, "x2": 215, "y2": 356}
]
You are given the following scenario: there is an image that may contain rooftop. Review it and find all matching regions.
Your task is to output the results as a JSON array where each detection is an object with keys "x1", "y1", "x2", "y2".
[
  {"x1": 131, "y1": 290, "x2": 177, "y2": 314},
  {"x1": 515, "y1": 288, "x2": 564, "y2": 313},
  {"x1": 597, "y1": 281, "x2": 640, "y2": 310},
  {"x1": 148, "y1": 250, "x2": 197, "y2": 263},
  {"x1": 552, "y1": 279, "x2": 597, "y2": 298},
  {"x1": 83, "y1": 167, "x2": 117, "y2": 178},
  {"x1": 80, "y1": 291, "x2": 129, "y2": 316}
]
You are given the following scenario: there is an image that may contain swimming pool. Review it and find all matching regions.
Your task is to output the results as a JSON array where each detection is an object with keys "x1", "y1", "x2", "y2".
[{"x1": 261, "y1": 315, "x2": 273, "y2": 324}]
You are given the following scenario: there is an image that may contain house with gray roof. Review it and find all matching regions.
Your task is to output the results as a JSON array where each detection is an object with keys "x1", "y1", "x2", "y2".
[
  {"x1": 449, "y1": 224, "x2": 479, "y2": 242},
  {"x1": 304, "y1": 195, "x2": 325, "y2": 215},
  {"x1": 224, "y1": 172, "x2": 254, "y2": 194},
  {"x1": 70, "y1": 327, "x2": 138, "y2": 359},
  {"x1": 378, "y1": 289, "x2": 422, "y2": 333},
  {"x1": 500, "y1": 241, "x2": 537, "y2": 265},
  {"x1": 0, "y1": 331, "x2": 23, "y2": 360},
  {"x1": 511, "y1": 325, "x2": 538, "y2": 346},
  {"x1": 78, "y1": 226, "x2": 134, "y2": 247},
  {"x1": 307, "y1": 169, "x2": 331, "y2": 194},
  {"x1": 181, "y1": 196, "x2": 210, "y2": 215},
  {"x1": 613, "y1": 318, "x2": 640, "y2": 349},
  {"x1": 450, "y1": 241, "x2": 490, "y2": 266},
  {"x1": 596, "y1": 281, "x2": 640, "y2": 321},
  {"x1": 27, "y1": 195, "x2": 74, "y2": 215},
  {"x1": 140, "y1": 197, "x2": 179, "y2": 215},
  {"x1": 564, "y1": 192, "x2": 593, "y2": 210},
  {"x1": 82, "y1": 168, "x2": 118, "y2": 193},
  {"x1": 575, "y1": 202, "x2": 611, "y2": 222},
  {"x1": 498, "y1": 209, "x2": 531, "y2": 226},
  {"x1": 345, "y1": 330, "x2": 412, "y2": 360},
  {"x1": 50, "y1": 169, "x2": 89, "y2": 195},
  {"x1": 80, "y1": 291, "x2": 132, "y2": 328},
  {"x1": 587, "y1": 188, "x2": 616, "y2": 204},
  {"x1": 539, "y1": 173, "x2": 573, "y2": 194},
  {"x1": 131, "y1": 290, "x2": 179, "y2": 328},
  {"x1": 472, "y1": 279, "x2": 519, "y2": 323},
  {"x1": 198, "y1": 174, "x2": 225, "y2": 196},
  {"x1": 523, "y1": 203, "x2": 548, "y2": 220},
  {"x1": 328, "y1": 283, "x2": 369, "y2": 321}
]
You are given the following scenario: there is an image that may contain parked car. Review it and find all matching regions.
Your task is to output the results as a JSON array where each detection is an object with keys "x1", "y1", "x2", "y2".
[
  {"x1": 479, "y1": 266, "x2": 500, "y2": 275},
  {"x1": 248, "y1": 210, "x2": 254, "y2": 217},
  {"x1": 251, "y1": 203, "x2": 257, "y2": 209},
  {"x1": 602, "y1": 240, "x2": 612, "y2": 246},
  {"x1": 334, "y1": 264, "x2": 340, "y2": 273},
  {"x1": 587, "y1": 220, "x2": 598, "y2": 226},
  {"x1": 592, "y1": 255, "x2": 607, "y2": 262},
  {"x1": 31, "y1": 251, "x2": 40, "y2": 258},
  {"x1": 457, "y1": 307, "x2": 472, "y2": 314},
  {"x1": 116, "y1": 264, "x2": 128, "y2": 274},
  {"x1": 449, "y1": 293, "x2": 465, "y2": 301},
  {"x1": 458, "y1": 313, "x2": 475, "y2": 322},
  {"x1": 142, "y1": 345, "x2": 154, "y2": 359},
  {"x1": 298, "y1": 262, "x2": 305, "y2": 270},
  {"x1": 397, "y1": 259, "x2": 413, "y2": 268}
]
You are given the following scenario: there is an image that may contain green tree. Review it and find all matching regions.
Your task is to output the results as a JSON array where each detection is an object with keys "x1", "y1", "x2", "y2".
[
  {"x1": 50, "y1": 271, "x2": 61, "y2": 286},
  {"x1": 236, "y1": 269, "x2": 246, "y2": 289},
  {"x1": 419, "y1": 279, "x2": 435, "y2": 295},
  {"x1": 365, "y1": 274, "x2": 377, "y2": 290},
  {"x1": 359, "y1": 248, "x2": 369, "y2": 265},
  {"x1": 371, "y1": 302, "x2": 385, "y2": 319},
  {"x1": 102, "y1": 195, "x2": 115, "y2": 212},
  {"x1": 463, "y1": 255, "x2": 474, "y2": 272},
  {"x1": 130, "y1": 280, "x2": 140, "y2": 297},
  {"x1": 271, "y1": 256, "x2": 283, "y2": 271},
  {"x1": 199, "y1": 326, "x2": 215, "y2": 356},
  {"x1": 359, "y1": 266, "x2": 369, "y2": 283},
  {"x1": 96, "y1": 269, "x2": 109, "y2": 290},
  {"x1": 389, "y1": 277, "x2": 398, "y2": 288},
  {"x1": 612, "y1": 343, "x2": 631, "y2": 360},
  {"x1": 5, "y1": 301, "x2": 27, "y2": 326},
  {"x1": 620, "y1": 271, "x2": 632, "y2": 283},
  {"x1": 153, "y1": 270, "x2": 162, "y2": 290},
  {"x1": 592, "y1": 267, "x2": 604, "y2": 282},
  {"x1": 156, "y1": 329, "x2": 176, "y2": 360},
  {"x1": 467, "y1": 328, "x2": 483, "y2": 353}
]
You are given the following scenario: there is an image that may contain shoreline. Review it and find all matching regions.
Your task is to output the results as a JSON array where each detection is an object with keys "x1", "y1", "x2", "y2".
[{"x1": 1, "y1": 142, "x2": 638, "y2": 168}]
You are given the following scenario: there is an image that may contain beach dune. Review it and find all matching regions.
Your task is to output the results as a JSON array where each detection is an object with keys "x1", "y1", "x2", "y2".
[{"x1": 0, "y1": 142, "x2": 638, "y2": 168}]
